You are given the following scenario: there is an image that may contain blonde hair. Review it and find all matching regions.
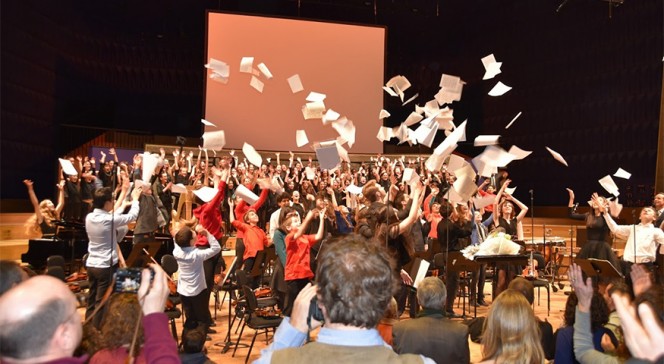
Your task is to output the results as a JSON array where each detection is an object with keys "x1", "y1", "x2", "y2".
[
  {"x1": 24, "y1": 200, "x2": 57, "y2": 238},
  {"x1": 481, "y1": 289, "x2": 545, "y2": 364}
]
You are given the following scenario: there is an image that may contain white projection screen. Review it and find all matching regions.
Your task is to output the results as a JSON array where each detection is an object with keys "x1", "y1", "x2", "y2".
[{"x1": 204, "y1": 12, "x2": 385, "y2": 154}]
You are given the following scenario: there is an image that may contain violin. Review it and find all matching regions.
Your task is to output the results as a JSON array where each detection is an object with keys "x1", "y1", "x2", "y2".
[{"x1": 522, "y1": 250, "x2": 539, "y2": 278}]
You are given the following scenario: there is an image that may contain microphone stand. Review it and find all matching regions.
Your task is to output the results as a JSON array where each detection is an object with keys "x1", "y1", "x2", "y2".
[{"x1": 632, "y1": 209, "x2": 637, "y2": 269}]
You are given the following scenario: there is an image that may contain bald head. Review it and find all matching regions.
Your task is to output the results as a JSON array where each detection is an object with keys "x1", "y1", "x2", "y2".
[{"x1": 0, "y1": 276, "x2": 81, "y2": 362}]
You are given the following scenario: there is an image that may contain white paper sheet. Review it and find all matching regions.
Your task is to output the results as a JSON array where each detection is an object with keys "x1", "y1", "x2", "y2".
[
  {"x1": 488, "y1": 81, "x2": 512, "y2": 96},
  {"x1": 256, "y1": 62, "x2": 273, "y2": 79},
  {"x1": 235, "y1": 184, "x2": 259, "y2": 205},
  {"x1": 287, "y1": 74, "x2": 304, "y2": 93},
  {"x1": 598, "y1": 175, "x2": 620, "y2": 196},
  {"x1": 242, "y1": 142, "x2": 262, "y2": 167},
  {"x1": 59, "y1": 158, "x2": 78, "y2": 176},
  {"x1": 613, "y1": 168, "x2": 631, "y2": 179},
  {"x1": 240, "y1": 57, "x2": 254, "y2": 73},
  {"x1": 306, "y1": 91, "x2": 326, "y2": 102},
  {"x1": 295, "y1": 130, "x2": 309, "y2": 147},
  {"x1": 379, "y1": 109, "x2": 391, "y2": 119},
  {"x1": 474, "y1": 135, "x2": 500, "y2": 146},
  {"x1": 201, "y1": 119, "x2": 216, "y2": 127},
  {"x1": 545, "y1": 146, "x2": 569, "y2": 167},
  {"x1": 249, "y1": 76, "x2": 264, "y2": 93},
  {"x1": 202, "y1": 130, "x2": 226, "y2": 151},
  {"x1": 505, "y1": 111, "x2": 522, "y2": 129},
  {"x1": 193, "y1": 186, "x2": 218, "y2": 203}
]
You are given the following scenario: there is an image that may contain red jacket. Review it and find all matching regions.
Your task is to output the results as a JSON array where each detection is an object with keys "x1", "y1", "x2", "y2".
[{"x1": 193, "y1": 181, "x2": 226, "y2": 247}]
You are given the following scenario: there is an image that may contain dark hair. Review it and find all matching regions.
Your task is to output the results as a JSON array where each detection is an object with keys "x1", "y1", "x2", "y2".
[
  {"x1": 0, "y1": 299, "x2": 69, "y2": 359},
  {"x1": 175, "y1": 226, "x2": 194, "y2": 247},
  {"x1": 181, "y1": 324, "x2": 207, "y2": 354},
  {"x1": 277, "y1": 192, "x2": 291, "y2": 202},
  {"x1": 315, "y1": 234, "x2": 398, "y2": 328},
  {"x1": 98, "y1": 293, "x2": 143, "y2": 357},
  {"x1": 92, "y1": 187, "x2": 113, "y2": 209},
  {"x1": 634, "y1": 285, "x2": 664, "y2": 326},
  {"x1": 508, "y1": 277, "x2": 535, "y2": 305},
  {"x1": 0, "y1": 261, "x2": 26, "y2": 296},
  {"x1": 563, "y1": 292, "x2": 610, "y2": 331}
]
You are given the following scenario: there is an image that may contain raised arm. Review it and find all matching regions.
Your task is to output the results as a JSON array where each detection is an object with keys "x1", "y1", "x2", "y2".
[
  {"x1": 293, "y1": 210, "x2": 314, "y2": 240},
  {"x1": 397, "y1": 184, "x2": 423, "y2": 235},
  {"x1": 23, "y1": 180, "x2": 43, "y2": 224},
  {"x1": 54, "y1": 180, "x2": 65, "y2": 217},
  {"x1": 509, "y1": 195, "x2": 528, "y2": 222}
]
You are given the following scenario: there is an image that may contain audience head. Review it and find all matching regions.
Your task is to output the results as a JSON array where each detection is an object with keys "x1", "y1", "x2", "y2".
[
  {"x1": 0, "y1": 276, "x2": 82, "y2": 362},
  {"x1": 97, "y1": 293, "x2": 143, "y2": 357},
  {"x1": 277, "y1": 192, "x2": 291, "y2": 208},
  {"x1": 639, "y1": 207, "x2": 657, "y2": 224},
  {"x1": 481, "y1": 289, "x2": 544, "y2": 364},
  {"x1": 416, "y1": 277, "x2": 447, "y2": 311},
  {"x1": 315, "y1": 234, "x2": 397, "y2": 329},
  {"x1": 0, "y1": 261, "x2": 28, "y2": 296},
  {"x1": 563, "y1": 291, "x2": 610, "y2": 331},
  {"x1": 382, "y1": 297, "x2": 399, "y2": 321},
  {"x1": 243, "y1": 209, "x2": 259, "y2": 224},
  {"x1": 653, "y1": 192, "x2": 664, "y2": 209},
  {"x1": 181, "y1": 323, "x2": 207, "y2": 354},
  {"x1": 508, "y1": 277, "x2": 535, "y2": 305}
]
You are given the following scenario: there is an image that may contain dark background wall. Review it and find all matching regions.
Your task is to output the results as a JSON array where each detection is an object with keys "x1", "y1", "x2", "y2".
[{"x1": 2, "y1": 0, "x2": 662, "y2": 208}]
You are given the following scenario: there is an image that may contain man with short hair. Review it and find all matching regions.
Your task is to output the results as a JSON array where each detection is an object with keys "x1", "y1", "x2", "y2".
[
  {"x1": 0, "y1": 264, "x2": 179, "y2": 364},
  {"x1": 254, "y1": 235, "x2": 434, "y2": 364},
  {"x1": 654, "y1": 192, "x2": 664, "y2": 229},
  {"x1": 392, "y1": 277, "x2": 470, "y2": 364}
]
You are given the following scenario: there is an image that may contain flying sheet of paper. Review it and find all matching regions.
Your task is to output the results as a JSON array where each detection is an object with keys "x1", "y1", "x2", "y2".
[
  {"x1": 425, "y1": 154, "x2": 446, "y2": 172},
  {"x1": 386, "y1": 75, "x2": 412, "y2": 93},
  {"x1": 383, "y1": 86, "x2": 398, "y2": 97},
  {"x1": 171, "y1": 183, "x2": 187, "y2": 194},
  {"x1": 453, "y1": 164, "x2": 478, "y2": 202},
  {"x1": 472, "y1": 155, "x2": 498, "y2": 178},
  {"x1": 304, "y1": 166, "x2": 316, "y2": 180},
  {"x1": 477, "y1": 145, "x2": 515, "y2": 168},
  {"x1": 201, "y1": 119, "x2": 216, "y2": 127},
  {"x1": 346, "y1": 184, "x2": 363, "y2": 195},
  {"x1": 432, "y1": 120, "x2": 467, "y2": 157},
  {"x1": 393, "y1": 124, "x2": 408, "y2": 144},
  {"x1": 235, "y1": 184, "x2": 259, "y2": 205},
  {"x1": 404, "y1": 112, "x2": 424, "y2": 127},
  {"x1": 414, "y1": 123, "x2": 437, "y2": 148},
  {"x1": 488, "y1": 81, "x2": 512, "y2": 97},
  {"x1": 240, "y1": 57, "x2": 254, "y2": 73},
  {"x1": 379, "y1": 109, "x2": 391, "y2": 119},
  {"x1": 505, "y1": 111, "x2": 522, "y2": 129},
  {"x1": 296, "y1": 130, "x2": 309, "y2": 147},
  {"x1": 331, "y1": 119, "x2": 356, "y2": 148},
  {"x1": 545, "y1": 146, "x2": 569, "y2": 167},
  {"x1": 473, "y1": 194, "x2": 495, "y2": 209},
  {"x1": 505, "y1": 186, "x2": 517, "y2": 195},
  {"x1": 256, "y1": 62, "x2": 273, "y2": 79},
  {"x1": 508, "y1": 145, "x2": 532, "y2": 160},
  {"x1": 242, "y1": 142, "x2": 262, "y2": 167},
  {"x1": 302, "y1": 100, "x2": 326, "y2": 120},
  {"x1": 402, "y1": 168, "x2": 420, "y2": 186},
  {"x1": 287, "y1": 74, "x2": 304, "y2": 93},
  {"x1": 192, "y1": 186, "x2": 218, "y2": 203},
  {"x1": 315, "y1": 143, "x2": 341, "y2": 170},
  {"x1": 481, "y1": 54, "x2": 503, "y2": 80},
  {"x1": 141, "y1": 152, "x2": 159, "y2": 183},
  {"x1": 446, "y1": 154, "x2": 466, "y2": 172},
  {"x1": 205, "y1": 58, "x2": 230, "y2": 77},
  {"x1": 613, "y1": 168, "x2": 631, "y2": 179},
  {"x1": 376, "y1": 126, "x2": 394, "y2": 142},
  {"x1": 323, "y1": 108, "x2": 340, "y2": 123},
  {"x1": 249, "y1": 76, "x2": 264, "y2": 93},
  {"x1": 58, "y1": 158, "x2": 78, "y2": 176},
  {"x1": 209, "y1": 72, "x2": 229, "y2": 84},
  {"x1": 402, "y1": 93, "x2": 419, "y2": 106},
  {"x1": 306, "y1": 91, "x2": 326, "y2": 102},
  {"x1": 202, "y1": 130, "x2": 226, "y2": 151},
  {"x1": 474, "y1": 135, "x2": 500, "y2": 146},
  {"x1": 598, "y1": 175, "x2": 620, "y2": 196}
]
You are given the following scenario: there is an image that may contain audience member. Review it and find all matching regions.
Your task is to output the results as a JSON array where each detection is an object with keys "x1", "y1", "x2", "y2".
[
  {"x1": 0, "y1": 260, "x2": 28, "y2": 296},
  {"x1": 376, "y1": 297, "x2": 399, "y2": 346},
  {"x1": 255, "y1": 234, "x2": 435, "y2": 363},
  {"x1": 392, "y1": 276, "x2": 470, "y2": 363}
]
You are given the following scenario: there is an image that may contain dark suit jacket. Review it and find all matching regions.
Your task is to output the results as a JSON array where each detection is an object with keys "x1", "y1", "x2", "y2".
[{"x1": 392, "y1": 313, "x2": 470, "y2": 364}]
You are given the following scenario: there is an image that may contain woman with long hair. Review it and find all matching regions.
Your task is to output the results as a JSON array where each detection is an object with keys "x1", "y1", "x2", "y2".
[
  {"x1": 479, "y1": 289, "x2": 545, "y2": 364},
  {"x1": 23, "y1": 179, "x2": 65, "y2": 238},
  {"x1": 566, "y1": 189, "x2": 621, "y2": 269}
]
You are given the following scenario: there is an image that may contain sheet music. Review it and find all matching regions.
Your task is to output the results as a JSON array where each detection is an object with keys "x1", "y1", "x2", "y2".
[{"x1": 413, "y1": 260, "x2": 430, "y2": 288}]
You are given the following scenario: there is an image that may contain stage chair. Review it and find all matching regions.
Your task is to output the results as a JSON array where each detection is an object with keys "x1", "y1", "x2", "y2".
[
  {"x1": 160, "y1": 254, "x2": 183, "y2": 341},
  {"x1": 233, "y1": 285, "x2": 283, "y2": 363}
]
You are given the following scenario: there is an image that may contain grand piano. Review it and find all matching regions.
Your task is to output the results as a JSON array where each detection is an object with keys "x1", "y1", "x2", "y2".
[{"x1": 21, "y1": 220, "x2": 174, "y2": 272}]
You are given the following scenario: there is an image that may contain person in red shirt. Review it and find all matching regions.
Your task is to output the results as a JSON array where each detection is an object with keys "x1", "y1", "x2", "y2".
[
  {"x1": 282, "y1": 208, "x2": 325, "y2": 315},
  {"x1": 229, "y1": 200, "x2": 270, "y2": 288},
  {"x1": 232, "y1": 181, "x2": 269, "y2": 270},
  {"x1": 191, "y1": 167, "x2": 227, "y2": 329}
]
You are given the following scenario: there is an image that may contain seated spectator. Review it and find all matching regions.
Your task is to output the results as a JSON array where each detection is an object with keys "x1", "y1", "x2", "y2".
[
  {"x1": 254, "y1": 234, "x2": 435, "y2": 363},
  {"x1": 478, "y1": 289, "x2": 545, "y2": 364},
  {"x1": 554, "y1": 290, "x2": 617, "y2": 364},
  {"x1": 180, "y1": 322, "x2": 215, "y2": 364},
  {"x1": 0, "y1": 261, "x2": 28, "y2": 296},
  {"x1": 0, "y1": 263, "x2": 179, "y2": 363},
  {"x1": 88, "y1": 293, "x2": 146, "y2": 363},
  {"x1": 392, "y1": 276, "x2": 470, "y2": 363}
]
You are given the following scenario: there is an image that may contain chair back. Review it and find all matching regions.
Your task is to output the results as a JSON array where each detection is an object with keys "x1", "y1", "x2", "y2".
[
  {"x1": 161, "y1": 254, "x2": 179, "y2": 276},
  {"x1": 242, "y1": 285, "x2": 258, "y2": 311},
  {"x1": 46, "y1": 266, "x2": 66, "y2": 281},
  {"x1": 433, "y1": 253, "x2": 446, "y2": 268},
  {"x1": 47, "y1": 255, "x2": 65, "y2": 268}
]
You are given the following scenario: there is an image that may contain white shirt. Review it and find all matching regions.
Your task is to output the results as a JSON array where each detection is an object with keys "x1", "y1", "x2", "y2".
[
  {"x1": 604, "y1": 212, "x2": 664, "y2": 263},
  {"x1": 269, "y1": 208, "x2": 282, "y2": 240},
  {"x1": 86, "y1": 201, "x2": 140, "y2": 268},
  {"x1": 173, "y1": 233, "x2": 221, "y2": 297}
]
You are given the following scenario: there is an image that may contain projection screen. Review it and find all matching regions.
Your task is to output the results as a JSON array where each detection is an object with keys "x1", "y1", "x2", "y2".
[{"x1": 204, "y1": 12, "x2": 385, "y2": 154}]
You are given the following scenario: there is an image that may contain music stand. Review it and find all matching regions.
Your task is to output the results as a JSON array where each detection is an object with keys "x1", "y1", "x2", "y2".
[
  {"x1": 125, "y1": 242, "x2": 161, "y2": 268},
  {"x1": 574, "y1": 258, "x2": 623, "y2": 280},
  {"x1": 447, "y1": 251, "x2": 480, "y2": 318}
]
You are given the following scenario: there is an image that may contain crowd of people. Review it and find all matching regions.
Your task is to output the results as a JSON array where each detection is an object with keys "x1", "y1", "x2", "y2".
[{"x1": 2, "y1": 146, "x2": 663, "y2": 363}]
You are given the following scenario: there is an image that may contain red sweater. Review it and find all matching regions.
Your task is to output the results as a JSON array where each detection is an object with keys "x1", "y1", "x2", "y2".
[
  {"x1": 193, "y1": 181, "x2": 226, "y2": 247},
  {"x1": 234, "y1": 187, "x2": 269, "y2": 239},
  {"x1": 284, "y1": 233, "x2": 317, "y2": 281}
]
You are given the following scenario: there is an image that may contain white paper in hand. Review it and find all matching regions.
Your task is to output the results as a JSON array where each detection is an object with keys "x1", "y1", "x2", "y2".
[
  {"x1": 235, "y1": 184, "x2": 259, "y2": 205},
  {"x1": 59, "y1": 158, "x2": 78, "y2": 176},
  {"x1": 193, "y1": 186, "x2": 219, "y2": 203},
  {"x1": 598, "y1": 175, "x2": 620, "y2": 197}
]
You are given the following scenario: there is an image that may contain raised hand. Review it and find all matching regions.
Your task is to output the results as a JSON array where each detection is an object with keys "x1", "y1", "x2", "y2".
[{"x1": 23, "y1": 179, "x2": 34, "y2": 189}]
